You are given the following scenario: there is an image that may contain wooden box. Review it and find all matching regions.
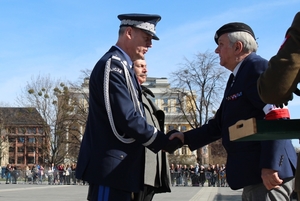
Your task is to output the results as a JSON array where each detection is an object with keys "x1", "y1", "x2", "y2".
[{"x1": 229, "y1": 118, "x2": 300, "y2": 141}]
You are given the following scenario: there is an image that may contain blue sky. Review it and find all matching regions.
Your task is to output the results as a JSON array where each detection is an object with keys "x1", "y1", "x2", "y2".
[{"x1": 1, "y1": 0, "x2": 300, "y2": 146}]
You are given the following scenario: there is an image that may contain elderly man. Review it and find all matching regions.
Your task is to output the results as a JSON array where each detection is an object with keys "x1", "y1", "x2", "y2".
[
  {"x1": 76, "y1": 14, "x2": 181, "y2": 201},
  {"x1": 171, "y1": 22, "x2": 297, "y2": 201}
]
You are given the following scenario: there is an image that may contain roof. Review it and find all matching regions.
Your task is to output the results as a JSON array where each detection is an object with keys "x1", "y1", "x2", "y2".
[{"x1": 0, "y1": 107, "x2": 45, "y2": 126}]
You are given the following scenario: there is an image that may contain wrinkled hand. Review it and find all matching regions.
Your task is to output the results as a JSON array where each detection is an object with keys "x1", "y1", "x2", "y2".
[
  {"x1": 163, "y1": 130, "x2": 184, "y2": 153},
  {"x1": 261, "y1": 168, "x2": 283, "y2": 190}
]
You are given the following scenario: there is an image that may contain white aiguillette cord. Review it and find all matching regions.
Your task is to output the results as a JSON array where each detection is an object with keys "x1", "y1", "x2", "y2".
[{"x1": 103, "y1": 56, "x2": 144, "y2": 144}]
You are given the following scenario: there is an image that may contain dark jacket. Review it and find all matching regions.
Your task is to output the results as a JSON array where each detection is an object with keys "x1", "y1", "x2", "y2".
[
  {"x1": 76, "y1": 46, "x2": 170, "y2": 192},
  {"x1": 185, "y1": 53, "x2": 297, "y2": 190},
  {"x1": 141, "y1": 85, "x2": 171, "y2": 193}
]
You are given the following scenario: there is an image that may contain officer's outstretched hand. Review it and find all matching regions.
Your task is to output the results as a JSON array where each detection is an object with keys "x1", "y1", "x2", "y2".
[{"x1": 163, "y1": 130, "x2": 184, "y2": 154}]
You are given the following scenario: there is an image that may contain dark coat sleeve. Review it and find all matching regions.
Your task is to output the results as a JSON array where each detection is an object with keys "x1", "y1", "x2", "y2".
[{"x1": 258, "y1": 12, "x2": 300, "y2": 104}]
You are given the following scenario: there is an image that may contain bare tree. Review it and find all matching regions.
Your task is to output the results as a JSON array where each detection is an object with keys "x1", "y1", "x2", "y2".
[
  {"x1": 0, "y1": 103, "x2": 12, "y2": 166},
  {"x1": 16, "y1": 74, "x2": 81, "y2": 165},
  {"x1": 0, "y1": 113, "x2": 8, "y2": 166},
  {"x1": 65, "y1": 69, "x2": 91, "y2": 162},
  {"x1": 169, "y1": 51, "x2": 228, "y2": 163}
]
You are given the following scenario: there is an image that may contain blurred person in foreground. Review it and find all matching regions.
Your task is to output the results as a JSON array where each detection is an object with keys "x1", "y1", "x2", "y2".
[
  {"x1": 257, "y1": 12, "x2": 300, "y2": 199},
  {"x1": 170, "y1": 21, "x2": 297, "y2": 201},
  {"x1": 132, "y1": 58, "x2": 171, "y2": 201},
  {"x1": 75, "y1": 13, "x2": 182, "y2": 201}
]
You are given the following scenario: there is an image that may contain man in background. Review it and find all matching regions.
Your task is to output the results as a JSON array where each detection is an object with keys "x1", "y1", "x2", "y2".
[{"x1": 133, "y1": 58, "x2": 171, "y2": 201}]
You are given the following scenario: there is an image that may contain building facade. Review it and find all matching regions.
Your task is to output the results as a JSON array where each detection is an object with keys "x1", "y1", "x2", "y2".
[
  {"x1": 0, "y1": 107, "x2": 48, "y2": 168},
  {"x1": 143, "y1": 77, "x2": 197, "y2": 156}
]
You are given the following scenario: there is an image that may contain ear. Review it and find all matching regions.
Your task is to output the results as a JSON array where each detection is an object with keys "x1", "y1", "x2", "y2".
[
  {"x1": 234, "y1": 41, "x2": 243, "y2": 53},
  {"x1": 126, "y1": 27, "x2": 134, "y2": 39}
]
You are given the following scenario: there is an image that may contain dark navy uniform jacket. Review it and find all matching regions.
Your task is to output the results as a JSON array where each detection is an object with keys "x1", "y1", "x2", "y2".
[
  {"x1": 75, "y1": 46, "x2": 169, "y2": 192},
  {"x1": 185, "y1": 53, "x2": 297, "y2": 190}
]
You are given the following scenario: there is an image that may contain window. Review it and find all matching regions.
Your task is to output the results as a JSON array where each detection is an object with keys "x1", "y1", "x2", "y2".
[
  {"x1": 182, "y1": 145, "x2": 187, "y2": 155},
  {"x1": 17, "y1": 156, "x2": 24, "y2": 164},
  {"x1": 37, "y1": 137, "x2": 43, "y2": 144},
  {"x1": 26, "y1": 146, "x2": 35, "y2": 152},
  {"x1": 18, "y1": 137, "x2": 25, "y2": 143},
  {"x1": 181, "y1": 126, "x2": 187, "y2": 131},
  {"x1": 9, "y1": 146, "x2": 15, "y2": 152},
  {"x1": 9, "y1": 158, "x2": 15, "y2": 164},
  {"x1": 8, "y1": 137, "x2": 16, "y2": 143},
  {"x1": 176, "y1": 107, "x2": 181, "y2": 113},
  {"x1": 203, "y1": 146, "x2": 207, "y2": 154},
  {"x1": 26, "y1": 156, "x2": 34, "y2": 164},
  {"x1": 17, "y1": 147, "x2": 24, "y2": 153},
  {"x1": 38, "y1": 128, "x2": 44, "y2": 134},
  {"x1": 163, "y1": 98, "x2": 168, "y2": 105},
  {"x1": 38, "y1": 157, "x2": 43, "y2": 165},
  {"x1": 168, "y1": 125, "x2": 175, "y2": 131},
  {"x1": 28, "y1": 137, "x2": 35, "y2": 143},
  {"x1": 18, "y1": 127, "x2": 26, "y2": 134},
  {"x1": 27, "y1": 127, "x2": 37, "y2": 134},
  {"x1": 163, "y1": 107, "x2": 168, "y2": 112},
  {"x1": 8, "y1": 127, "x2": 16, "y2": 133}
]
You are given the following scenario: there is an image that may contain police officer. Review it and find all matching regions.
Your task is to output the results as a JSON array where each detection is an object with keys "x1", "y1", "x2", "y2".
[
  {"x1": 75, "y1": 14, "x2": 182, "y2": 201},
  {"x1": 257, "y1": 11, "x2": 300, "y2": 199}
]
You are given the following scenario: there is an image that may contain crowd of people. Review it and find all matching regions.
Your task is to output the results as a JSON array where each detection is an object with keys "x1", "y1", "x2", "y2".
[
  {"x1": 3, "y1": 162, "x2": 227, "y2": 188},
  {"x1": 169, "y1": 163, "x2": 228, "y2": 188},
  {"x1": 2, "y1": 163, "x2": 86, "y2": 185}
]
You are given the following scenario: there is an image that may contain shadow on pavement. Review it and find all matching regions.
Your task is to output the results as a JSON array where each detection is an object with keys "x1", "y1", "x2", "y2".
[{"x1": 215, "y1": 194, "x2": 241, "y2": 201}]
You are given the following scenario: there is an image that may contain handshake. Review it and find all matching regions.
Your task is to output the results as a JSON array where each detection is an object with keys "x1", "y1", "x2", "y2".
[{"x1": 163, "y1": 129, "x2": 184, "y2": 153}]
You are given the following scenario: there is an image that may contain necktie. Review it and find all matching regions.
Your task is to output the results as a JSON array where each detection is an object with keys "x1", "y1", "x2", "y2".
[{"x1": 225, "y1": 73, "x2": 234, "y2": 94}]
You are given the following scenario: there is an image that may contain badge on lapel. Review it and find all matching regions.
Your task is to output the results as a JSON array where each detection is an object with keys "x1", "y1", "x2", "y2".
[{"x1": 226, "y1": 92, "x2": 243, "y2": 101}]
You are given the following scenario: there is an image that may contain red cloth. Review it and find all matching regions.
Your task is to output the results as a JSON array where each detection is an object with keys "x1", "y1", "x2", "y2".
[{"x1": 265, "y1": 107, "x2": 290, "y2": 120}]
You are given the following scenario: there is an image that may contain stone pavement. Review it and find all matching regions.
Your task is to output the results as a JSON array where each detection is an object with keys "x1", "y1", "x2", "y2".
[
  {"x1": 0, "y1": 182, "x2": 297, "y2": 201},
  {"x1": 0, "y1": 182, "x2": 243, "y2": 201},
  {"x1": 153, "y1": 186, "x2": 243, "y2": 201}
]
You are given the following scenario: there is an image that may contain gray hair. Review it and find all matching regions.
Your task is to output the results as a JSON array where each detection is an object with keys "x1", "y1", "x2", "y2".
[
  {"x1": 118, "y1": 26, "x2": 127, "y2": 36},
  {"x1": 227, "y1": 31, "x2": 258, "y2": 53}
]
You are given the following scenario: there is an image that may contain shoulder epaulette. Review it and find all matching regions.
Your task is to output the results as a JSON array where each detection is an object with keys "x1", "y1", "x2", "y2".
[
  {"x1": 111, "y1": 55, "x2": 129, "y2": 67},
  {"x1": 112, "y1": 55, "x2": 121, "y2": 61}
]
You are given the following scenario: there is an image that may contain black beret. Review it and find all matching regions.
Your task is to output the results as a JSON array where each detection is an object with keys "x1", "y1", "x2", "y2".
[
  {"x1": 118, "y1": 13, "x2": 161, "y2": 40},
  {"x1": 214, "y1": 22, "x2": 255, "y2": 44}
]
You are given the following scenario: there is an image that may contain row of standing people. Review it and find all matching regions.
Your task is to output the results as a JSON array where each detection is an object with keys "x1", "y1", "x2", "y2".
[
  {"x1": 169, "y1": 163, "x2": 227, "y2": 187},
  {"x1": 4, "y1": 163, "x2": 20, "y2": 184},
  {"x1": 24, "y1": 163, "x2": 80, "y2": 185},
  {"x1": 4, "y1": 163, "x2": 86, "y2": 185}
]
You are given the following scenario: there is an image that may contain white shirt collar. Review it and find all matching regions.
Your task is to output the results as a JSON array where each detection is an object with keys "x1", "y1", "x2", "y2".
[
  {"x1": 232, "y1": 60, "x2": 244, "y2": 76},
  {"x1": 114, "y1": 45, "x2": 133, "y2": 68}
]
